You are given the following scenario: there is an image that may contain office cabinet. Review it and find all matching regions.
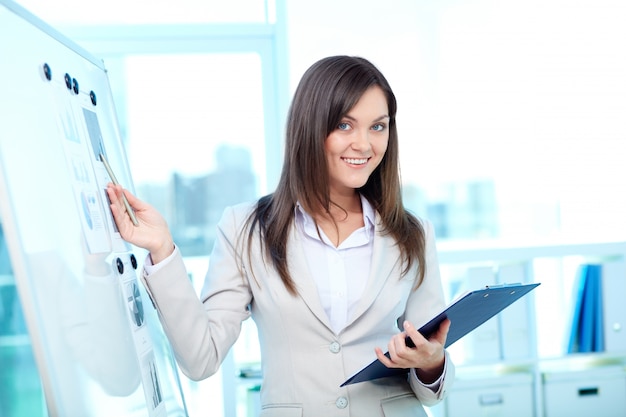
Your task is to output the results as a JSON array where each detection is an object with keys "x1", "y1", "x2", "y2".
[
  {"x1": 445, "y1": 373, "x2": 534, "y2": 417},
  {"x1": 543, "y1": 366, "x2": 626, "y2": 417}
]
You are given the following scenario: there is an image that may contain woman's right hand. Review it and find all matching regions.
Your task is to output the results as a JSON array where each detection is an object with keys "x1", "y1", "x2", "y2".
[{"x1": 105, "y1": 183, "x2": 175, "y2": 264}]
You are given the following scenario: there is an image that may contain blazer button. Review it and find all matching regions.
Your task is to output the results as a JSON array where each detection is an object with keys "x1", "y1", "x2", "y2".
[
  {"x1": 335, "y1": 396, "x2": 348, "y2": 409},
  {"x1": 329, "y1": 341, "x2": 341, "y2": 354}
]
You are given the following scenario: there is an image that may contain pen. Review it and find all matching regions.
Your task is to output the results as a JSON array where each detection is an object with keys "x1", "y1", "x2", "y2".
[{"x1": 99, "y1": 153, "x2": 139, "y2": 227}]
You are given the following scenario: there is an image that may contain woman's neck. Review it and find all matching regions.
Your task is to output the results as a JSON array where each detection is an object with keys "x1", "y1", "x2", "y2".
[
  {"x1": 313, "y1": 192, "x2": 364, "y2": 247},
  {"x1": 327, "y1": 191, "x2": 361, "y2": 221}
]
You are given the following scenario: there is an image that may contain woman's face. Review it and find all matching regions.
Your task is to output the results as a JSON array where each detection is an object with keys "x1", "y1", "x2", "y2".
[{"x1": 324, "y1": 86, "x2": 390, "y2": 199}]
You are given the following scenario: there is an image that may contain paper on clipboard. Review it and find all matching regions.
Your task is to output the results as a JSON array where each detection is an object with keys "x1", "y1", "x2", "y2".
[{"x1": 340, "y1": 282, "x2": 540, "y2": 386}]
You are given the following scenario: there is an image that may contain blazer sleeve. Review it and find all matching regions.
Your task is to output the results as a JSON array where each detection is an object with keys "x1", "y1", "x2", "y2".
[
  {"x1": 402, "y1": 219, "x2": 456, "y2": 405},
  {"x1": 140, "y1": 204, "x2": 253, "y2": 381}
]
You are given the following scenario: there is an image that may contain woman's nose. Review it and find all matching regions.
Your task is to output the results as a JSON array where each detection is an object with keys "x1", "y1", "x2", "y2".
[{"x1": 351, "y1": 129, "x2": 371, "y2": 151}]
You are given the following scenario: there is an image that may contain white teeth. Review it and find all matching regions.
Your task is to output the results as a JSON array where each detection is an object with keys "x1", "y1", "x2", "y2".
[{"x1": 344, "y1": 158, "x2": 367, "y2": 165}]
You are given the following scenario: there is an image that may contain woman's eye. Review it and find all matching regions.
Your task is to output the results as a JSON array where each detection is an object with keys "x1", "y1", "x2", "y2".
[
  {"x1": 372, "y1": 123, "x2": 386, "y2": 132},
  {"x1": 337, "y1": 122, "x2": 351, "y2": 131}
]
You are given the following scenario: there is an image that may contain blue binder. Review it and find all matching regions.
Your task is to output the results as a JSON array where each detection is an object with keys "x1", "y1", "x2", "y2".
[
  {"x1": 567, "y1": 264, "x2": 604, "y2": 353},
  {"x1": 578, "y1": 265, "x2": 596, "y2": 352},
  {"x1": 341, "y1": 282, "x2": 540, "y2": 386},
  {"x1": 592, "y1": 265, "x2": 604, "y2": 352},
  {"x1": 567, "y1": 265, "x2": 589, "y2": 353}
]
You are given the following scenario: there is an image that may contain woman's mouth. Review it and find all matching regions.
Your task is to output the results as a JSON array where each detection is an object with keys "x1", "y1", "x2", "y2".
[{"x1": 342, "y1": 157, "x2": 368, "y2": 165}]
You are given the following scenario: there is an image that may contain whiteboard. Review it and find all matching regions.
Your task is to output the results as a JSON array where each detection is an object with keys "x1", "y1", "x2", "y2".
[{"x1": 0, "y1": 2, "x2": 187, "y2": 416}]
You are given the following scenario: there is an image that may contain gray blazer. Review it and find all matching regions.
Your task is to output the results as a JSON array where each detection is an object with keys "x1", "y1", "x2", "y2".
[{"x1": 141, "y1": 202, "x2": 455, "y2": 417}]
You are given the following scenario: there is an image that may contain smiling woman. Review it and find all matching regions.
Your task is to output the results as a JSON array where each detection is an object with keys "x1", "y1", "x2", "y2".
[{"x1": 102, "y1": 55, "x2": 454, "y2": 417}]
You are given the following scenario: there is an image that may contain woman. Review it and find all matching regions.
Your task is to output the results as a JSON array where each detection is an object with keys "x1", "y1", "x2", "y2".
[{"x1": 107, "y1": 55, "x2": 454, "y2": 417}]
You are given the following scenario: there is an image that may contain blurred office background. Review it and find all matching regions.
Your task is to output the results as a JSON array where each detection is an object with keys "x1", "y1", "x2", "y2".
[{"x1": 2, "y1": 0, "x2": 626, "y2": 416}]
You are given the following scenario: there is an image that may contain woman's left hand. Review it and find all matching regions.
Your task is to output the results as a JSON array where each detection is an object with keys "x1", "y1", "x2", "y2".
[{"x1": 375, "y1": 318, "x2": 450, "y2": 384}]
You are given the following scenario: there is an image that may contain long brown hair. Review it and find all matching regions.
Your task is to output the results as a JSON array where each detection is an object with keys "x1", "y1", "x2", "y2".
[{"x1": 245, "y1": 55, "x2": 426, "y2": 295}]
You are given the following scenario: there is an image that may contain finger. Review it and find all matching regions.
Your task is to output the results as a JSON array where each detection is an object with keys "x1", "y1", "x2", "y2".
[
  {"x1": 389, "y1": 334, "x2": 401, "y2": 358},
  {"x1": 432, "y1": 318, "x2": 451, "y2": 345},
  {"x1": 375, "y1": 348, "x2": 403, "y2": 368},
  {"x1": 105, "y1": 183, "x2": 117, "y2": 203},
  {"x1": 106, "y1": 184, "x2": 134, "y2": 231},
  {"x1": 106, "y1": 183, "x2": 125, "y2": 210},
  {"x1": 108, "y1": 195, "x2": 129, "y2": 227},
  {"x1": 121, "y1": 187, "x2": 143, "y2": 211},
  {"x1": 403, "y1": 320, "x2": 427, "y2": 349},
  {"x1": 389, "y1": 332, "x2": 417, "y2": 366},
  {"x1": 374, "y1": 347, "x2": 396, "y2": 368}
]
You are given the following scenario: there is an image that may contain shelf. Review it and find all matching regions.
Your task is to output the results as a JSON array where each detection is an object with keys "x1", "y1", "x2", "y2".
[{"x1": 538, "y1": 351, "x2": 626, "y2": 373}]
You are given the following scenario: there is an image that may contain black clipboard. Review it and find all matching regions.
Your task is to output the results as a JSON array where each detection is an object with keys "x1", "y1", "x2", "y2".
[{"x1": 340, "y1": 282, "x2": 540, "y2": 387}]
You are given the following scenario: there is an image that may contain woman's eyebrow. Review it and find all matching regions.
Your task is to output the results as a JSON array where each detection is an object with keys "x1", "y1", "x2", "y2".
[{"x1": 342, "y1": 114, "x2": 390, "y2": 122}]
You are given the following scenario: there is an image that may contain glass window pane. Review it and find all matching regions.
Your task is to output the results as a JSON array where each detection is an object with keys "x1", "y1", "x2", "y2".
[
  {"x1": 120, "y1": 53, "x2": 266, "y2": 257},
  {"x1": 16, "y1": 0, "x2": 272, "y2": 24}
]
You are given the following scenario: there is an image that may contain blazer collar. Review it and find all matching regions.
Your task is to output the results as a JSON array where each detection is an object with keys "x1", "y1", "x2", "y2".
[{"x1": 286, "y1": 212, "x2": 401, "y2": 334}]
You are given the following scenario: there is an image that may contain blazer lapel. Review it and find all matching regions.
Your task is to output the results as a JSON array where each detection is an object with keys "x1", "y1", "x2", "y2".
[
  {"x1": 346, "y1": 214, "x2": 402, "y2": 328},
  {"x1": 286, "y1": 225, "x2": 334, "y2": 331}
]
